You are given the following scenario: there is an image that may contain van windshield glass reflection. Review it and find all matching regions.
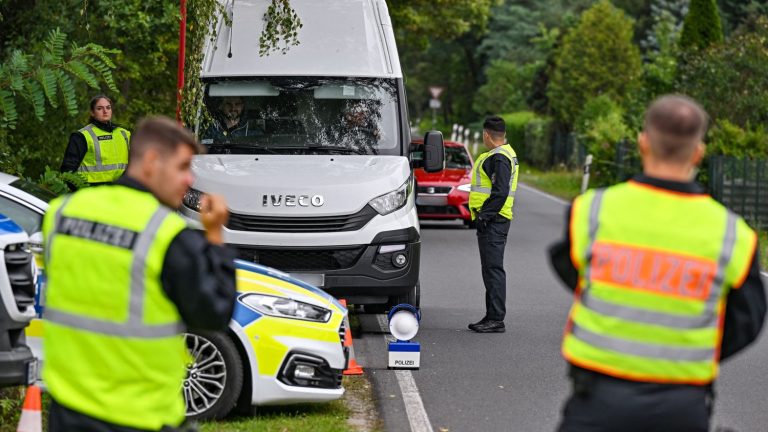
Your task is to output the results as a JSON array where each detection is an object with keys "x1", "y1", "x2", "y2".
[{"x1": 200, "y1": 78, "x2": 399, "y2": 156}]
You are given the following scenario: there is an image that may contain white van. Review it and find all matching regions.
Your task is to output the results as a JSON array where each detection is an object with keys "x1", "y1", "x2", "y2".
[{"x1": 181, "y1": 0, "x2": 443, "y2": 310}]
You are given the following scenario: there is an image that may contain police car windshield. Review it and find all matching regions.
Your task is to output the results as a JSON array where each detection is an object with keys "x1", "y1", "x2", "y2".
[{"x1": 199, "y1": 78, "x2": 399, "y2": 156}]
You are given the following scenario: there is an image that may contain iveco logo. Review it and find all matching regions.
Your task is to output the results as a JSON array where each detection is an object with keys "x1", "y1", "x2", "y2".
[{"x1": 262, "y1": 194, "x2": 325, "y2": 207}]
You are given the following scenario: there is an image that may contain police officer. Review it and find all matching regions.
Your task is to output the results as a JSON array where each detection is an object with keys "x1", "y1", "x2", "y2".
[
  {"x1": 549, "y1": 95, "x2": 766, "y2": 431},
  {"x1": 43, "y1": 116, "x2": 237, "y2": 432},
  {"x1": 61, "y1": 94, "x2": 131, "y2": 185},
  {"x1": 467, "y1": 116, "x2": 519, "y2": 333}
]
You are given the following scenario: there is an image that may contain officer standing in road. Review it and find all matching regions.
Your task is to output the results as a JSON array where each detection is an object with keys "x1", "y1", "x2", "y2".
[
  {"x1": 43, "y1": 116, "x2": 237, "y2": 432},
  {"x1": 468, "y1": 116, "x2": 520, "y2": 333},
  {"x1": 61, "y1": 94, "x2": 131, "y2": 186},
  {"x1": 549, "y1": 95, "x2": 766, "y2": 431}
]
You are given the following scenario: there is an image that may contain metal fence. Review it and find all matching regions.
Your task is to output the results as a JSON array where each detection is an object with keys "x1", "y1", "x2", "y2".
[{"x1": 708, "y1": 156, "x2": 768, "y2": 230}]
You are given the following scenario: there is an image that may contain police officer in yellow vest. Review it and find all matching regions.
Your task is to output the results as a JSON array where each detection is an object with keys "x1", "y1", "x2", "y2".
[
  {"x1": 549, "y1": 96, "x2": 766, "y2": 431},
  {"x1": 43, "y1": 117, "x2": 237, "y2": 431},
  {"x1": 61, "y1": 94, "x2": 130, "y2": 185},
  {"x1": 467, "y1": 116, "x2": 519, "y2": 333}
]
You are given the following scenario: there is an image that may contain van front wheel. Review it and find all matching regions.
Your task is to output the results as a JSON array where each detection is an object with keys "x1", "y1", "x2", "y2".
[{"x1": 389, "y1": 281, "x2": 420, "y2": 309}]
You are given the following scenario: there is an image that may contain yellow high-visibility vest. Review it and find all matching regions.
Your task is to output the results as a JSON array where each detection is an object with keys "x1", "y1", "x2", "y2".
[
  {"x1": 468, "y1": 144, "x2": 519, "y2": 220},
  {"x1": 563, "y1": 181, "x2": 756, "y2": 384},
  {"x1": 42, "y1": 185, "x2": 189, "y2": 430}
]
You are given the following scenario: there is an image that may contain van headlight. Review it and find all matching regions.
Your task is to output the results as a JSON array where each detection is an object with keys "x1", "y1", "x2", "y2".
[
  {"x1": 457, "y1": 183, "x2": 471, "y2": 193},
  {"x1": 183, "y1": 188, "x2": 203, "y2": 211},
  {"x1": 239, "y1": 294, "x2": 332, "y2": 323},
  {"x1": 369, "y1": 177, "x2": 412, "y2": 216}
]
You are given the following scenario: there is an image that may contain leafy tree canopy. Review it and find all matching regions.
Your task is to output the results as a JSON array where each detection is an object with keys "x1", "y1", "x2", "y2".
[
  {"x1": 680, "y1": 0, "x2": 724, "y2": 49},
  {"x1": 678, "y1": 17, "x2": 768, "y2": 127},
  {"x1": 548, "y1": 0, "x2": 642, "y2": 124}
]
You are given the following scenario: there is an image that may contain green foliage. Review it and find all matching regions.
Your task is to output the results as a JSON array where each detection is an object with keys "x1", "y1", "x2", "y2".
[
  {"x1": 473, "y1": 61, "x2": 538, "y2": 115},
  {"x1": 677, "y1": 17, "x2": 768, "y2": 127},
  {"x1": 524, "y1": 116, "x2": 554, "y2": 168},
  {"x1": 390, "y1": 0, "x2": 499, "y2": 48},
  {"x1": 718, "y1": 0, "x2": 768, "y2": 34},
  {"x1": 259, "y1": 0, "x2": 303, "y2": 56},
  {"x1": 680, "y1": 0, "x2": 724, "y2": 49},
  {"x1": 35, "y1": 167, "x2": 89, "y2": 195},
  {"x1": 707, "y1": 120, "x2": 768, "y2": 158},
  {"x1": 548, "y1": 0, "x2": 643, "y2": 125},
  {"x1": 643, "y1": 9, "x2": 681, "y2": 99},
  {"x1": 500, "y1": 111, "x2": 536, "y2": 154},
  {"x1": 0, "y1": 29, "x2": 119, "y2": 131},
  {"x1": 576, "y1": 95, "x2": 632, "y2": 186}
]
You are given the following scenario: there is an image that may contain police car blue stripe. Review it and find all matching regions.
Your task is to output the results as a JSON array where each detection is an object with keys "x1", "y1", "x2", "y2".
[
  {"x1": 388, "y1": 341, "x2": 421, "y2": 351},
  {"x1": 232, "y1": 302, "x2": 262, "y2": 327},
  {"x1": 234, "y1": 260, "x2": 346, "y2": 311},
  {"x1": 0, "y1": 215, "x2": 23, "y2": 234}
]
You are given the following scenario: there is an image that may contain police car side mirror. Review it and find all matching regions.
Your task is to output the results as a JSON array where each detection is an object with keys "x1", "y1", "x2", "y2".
[{"x1": 423, "y1": 131, "x2": 444, "y2": 173}]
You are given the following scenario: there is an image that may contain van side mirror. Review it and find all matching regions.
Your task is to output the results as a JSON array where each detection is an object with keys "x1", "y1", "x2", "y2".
[{"x1": 423, "y1": 131, "x2": 444, "y2": 173}]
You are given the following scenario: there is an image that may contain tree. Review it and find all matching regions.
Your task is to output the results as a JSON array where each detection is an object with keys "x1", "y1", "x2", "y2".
[
  {"x1": 548, "y1": 0, "x2": 642, "y2": 125},
  {"x1": 473, "y1": 60, "x2": 538, "y2": 115},
  {"x1": 679, "y1": 0, "x2": 724, "y2": 49},
  {"x1": 389, "y1": 0, "x2": 499, "y2": 48},
  {"x1": 718, "y1": 0, "x2": 768, "y2": 34},
  {"x1": 678, "y1": 17, "x2": 768, "y2": 127},
  {"x1": 643, "y1": 8, "x2": 682, "y2": 98}
]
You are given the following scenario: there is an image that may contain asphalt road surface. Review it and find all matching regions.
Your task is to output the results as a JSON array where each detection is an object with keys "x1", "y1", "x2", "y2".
[{"x1": 354, "y1": 183, "x2": 768, "y2": 432}]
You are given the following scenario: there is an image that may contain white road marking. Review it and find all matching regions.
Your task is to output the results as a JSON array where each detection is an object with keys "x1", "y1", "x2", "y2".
[
  {"x1": 517, "y1": 182, "x2": 570, "y2": 206},
  {"x1": 377, "y1": 314, "x2": 434, "y2": 432},
  {"x1": 761, "y1": 271, "x2": 768, "y2": 278}
]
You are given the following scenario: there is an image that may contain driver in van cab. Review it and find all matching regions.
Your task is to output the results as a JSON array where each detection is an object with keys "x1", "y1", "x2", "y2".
[{"x1": 203, "y1": 96, "x2": 263, "y2": 140}]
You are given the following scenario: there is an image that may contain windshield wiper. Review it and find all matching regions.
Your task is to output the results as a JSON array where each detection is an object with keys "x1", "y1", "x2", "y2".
[
  {"x1": 206, "y1": 142, "x2": 277, "y2": 154},
  {"x1": 304, "y1": 145, "x2": 365, "y2": 155}
]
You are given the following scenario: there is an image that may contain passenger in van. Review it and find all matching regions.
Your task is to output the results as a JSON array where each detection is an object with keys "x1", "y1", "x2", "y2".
[
  {"x1": 327, "y1": 100, "x2": 381, "y2": 149},
  {"x1": 203, "y1": 96, "x2": 264, "y2": 140}
]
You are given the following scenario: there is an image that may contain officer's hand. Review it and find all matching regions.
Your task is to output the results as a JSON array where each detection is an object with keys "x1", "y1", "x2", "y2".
[{"x1": 199, "y1": 194, "x2": 229, "y2": 245}]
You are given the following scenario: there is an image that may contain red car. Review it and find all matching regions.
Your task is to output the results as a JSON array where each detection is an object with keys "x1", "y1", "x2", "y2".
[{"x1": 410, "y1": 140, "x2": 474, "y2": 227}]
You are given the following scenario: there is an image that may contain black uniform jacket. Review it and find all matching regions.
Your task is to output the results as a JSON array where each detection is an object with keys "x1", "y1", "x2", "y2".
[
  {"x1": 548, "y1": 174, "x2": 766, "y2": 361},
  {"x1": 117, "y1": 175, "x2": 237, "y2": 331},
  {"x1": 478, "y1": 152, "x2": 512, "y2": 221},
  {"x1": 60, "y1": 118, "x2": 125, "y2": 174}
]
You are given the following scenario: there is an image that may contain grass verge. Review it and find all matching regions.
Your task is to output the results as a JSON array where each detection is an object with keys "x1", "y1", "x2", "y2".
[
  {"x1": 759, "y1": 231, "x2": 767, "y2": 271},
  {"x1": 201, "y1": 375, "x2": 379, "y2": 432},
  {"x1": 1, "y1": 375, "x2": 378, "y2": 432},
  {"x1": 519, "y1": 164, "x2": 582, "y2": 201}
]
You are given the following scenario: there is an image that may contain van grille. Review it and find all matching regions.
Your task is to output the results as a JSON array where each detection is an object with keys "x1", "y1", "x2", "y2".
[
  {"x1": 227, "y1": 206, "x2": 378, "y2": 233},
  {"x1": 236, "y1": 246, "x2": 365, "y2": 271}
]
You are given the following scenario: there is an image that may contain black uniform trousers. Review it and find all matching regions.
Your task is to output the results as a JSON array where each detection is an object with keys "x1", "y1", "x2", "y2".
[
  {"x1": 49, "y1": 398, "x2": 197, "y2": 432},
  {"x1": 558, "y1": 367, "x2": 713, "y2": 432},
  {"x1": 476, "y1": 216, "x2": 510, "y2": 321}
]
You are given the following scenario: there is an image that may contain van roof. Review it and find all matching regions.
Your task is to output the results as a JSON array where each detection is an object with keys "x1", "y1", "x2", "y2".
[{"x1": 202, "y1": 0, "x2": 402, "y2": 79}]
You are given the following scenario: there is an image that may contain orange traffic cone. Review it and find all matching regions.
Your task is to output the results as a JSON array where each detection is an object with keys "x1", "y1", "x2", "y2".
[
  {"x1": 339, "y1": 299, "x2": 364, "y2": 375},
  {"x1": 17, "y1": 385, "x2": 42, "y2": 432}
]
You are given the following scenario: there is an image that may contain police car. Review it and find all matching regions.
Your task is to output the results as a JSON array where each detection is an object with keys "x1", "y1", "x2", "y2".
[
  {"x1": 0, "y1": 214, "x2": 38, "y2": 387},
  {"x1": 0, "y1": 172, "x2": 347, "y2": 419}
]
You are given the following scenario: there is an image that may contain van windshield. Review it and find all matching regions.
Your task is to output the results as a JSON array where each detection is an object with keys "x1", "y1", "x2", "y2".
[{"x1": 199, "y1": 78, "x2": 400, "y2": 156}]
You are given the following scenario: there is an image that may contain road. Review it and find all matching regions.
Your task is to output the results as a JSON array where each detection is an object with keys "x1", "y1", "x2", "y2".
[{"x1": 354, "y1": 183, "x2": 768, "y2": 432}]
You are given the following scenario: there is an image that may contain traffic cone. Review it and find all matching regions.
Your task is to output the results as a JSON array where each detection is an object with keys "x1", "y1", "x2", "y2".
[
  {"x1": 339, "y1": 299, "x2": 364, "y2": 375},
  {"x1": 17, "y1": 385, "x2": 42, "y2": 432}
]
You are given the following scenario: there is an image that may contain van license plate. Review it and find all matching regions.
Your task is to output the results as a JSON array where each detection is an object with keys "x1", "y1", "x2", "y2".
[{"x1": 289, "y1": 273, "x2": 325, "y2": 288}]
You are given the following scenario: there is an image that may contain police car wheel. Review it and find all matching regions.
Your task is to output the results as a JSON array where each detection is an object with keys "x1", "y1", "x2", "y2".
[{"x1": 183, "y1": 331, "x2": 244, "y2": 420}]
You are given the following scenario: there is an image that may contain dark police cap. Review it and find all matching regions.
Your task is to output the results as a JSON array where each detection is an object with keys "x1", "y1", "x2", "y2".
[{"x1": 483, "y1": 116, "x2": 505, "y2": 133}]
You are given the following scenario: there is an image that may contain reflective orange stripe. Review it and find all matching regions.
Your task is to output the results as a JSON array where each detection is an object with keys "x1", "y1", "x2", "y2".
[{"x1": 590, "y1": 241, "x2": 717, "y2": 301}]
